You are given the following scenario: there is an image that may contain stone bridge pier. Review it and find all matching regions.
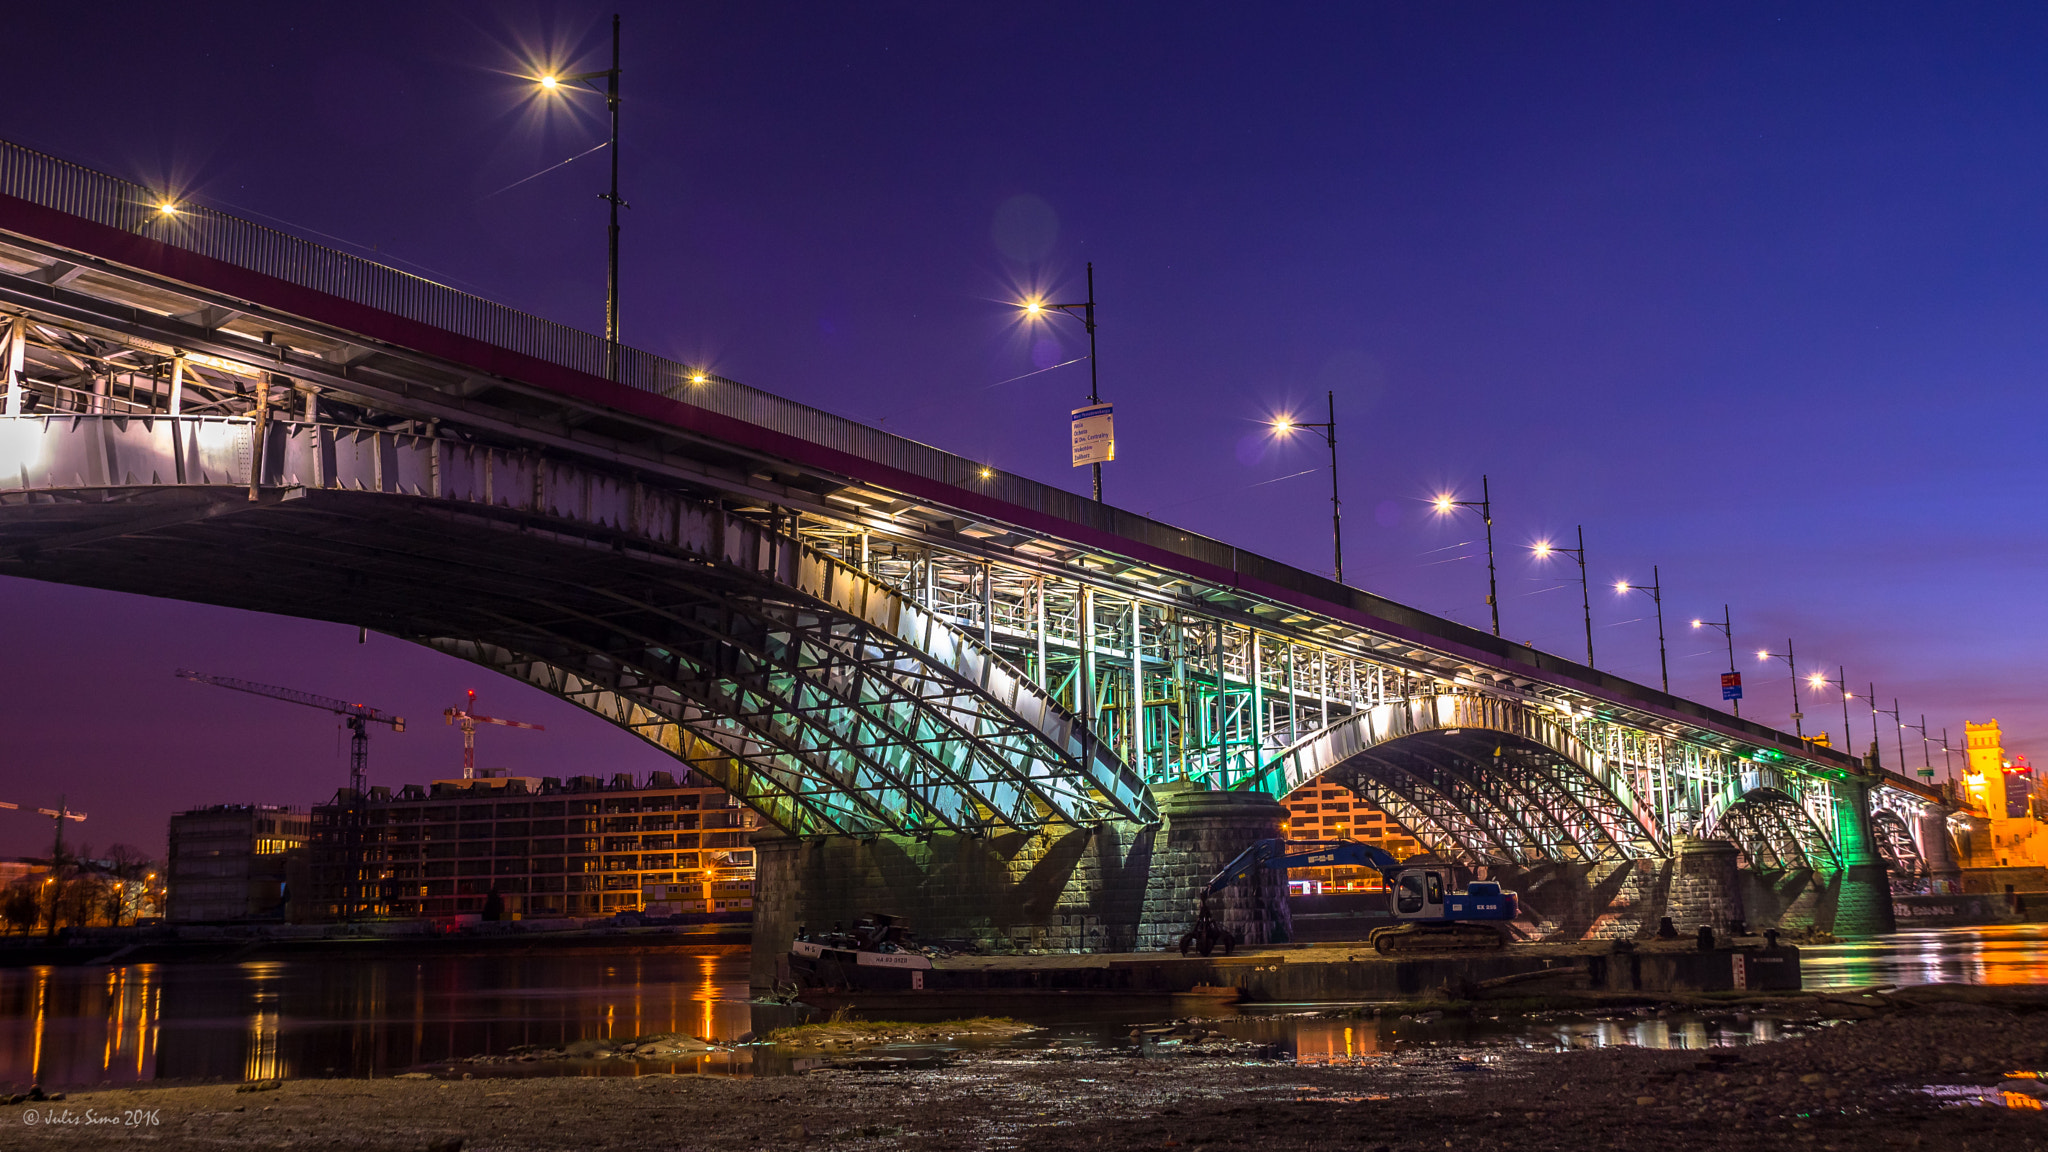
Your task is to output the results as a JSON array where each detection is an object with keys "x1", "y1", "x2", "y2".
[{"x1": 748, "y1": 788, "x2": 1286, "y2": 989}]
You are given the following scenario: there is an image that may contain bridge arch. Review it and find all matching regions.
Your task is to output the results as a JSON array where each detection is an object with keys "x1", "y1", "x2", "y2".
[
  {"x1": 0, "y1": 415, "x2": 1155, "y2": 838},
  {"x1": 1243, "y1": 694, "x2": 1665, "y2": 866},
  {"x1": 1696, "y1": 767, "x2": 1840, "y2": 870}
]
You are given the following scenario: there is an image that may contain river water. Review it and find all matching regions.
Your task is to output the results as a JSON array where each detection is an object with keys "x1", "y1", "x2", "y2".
[{"x1": 3, "y1": 925, "x2": 2041, "y2": 1090}]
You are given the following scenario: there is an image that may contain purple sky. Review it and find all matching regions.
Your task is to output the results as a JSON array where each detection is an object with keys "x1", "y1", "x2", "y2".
[{"x1": 4, "y1": 3, "x2": 2044, "y2": 860}]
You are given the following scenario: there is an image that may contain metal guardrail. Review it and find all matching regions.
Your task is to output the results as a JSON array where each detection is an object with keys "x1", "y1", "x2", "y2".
[{"x1": 0, "y1": 138, "x2": 1114, "y2": 525}]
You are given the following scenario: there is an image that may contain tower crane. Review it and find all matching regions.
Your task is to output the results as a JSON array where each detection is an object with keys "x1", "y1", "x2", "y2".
[
  {"x1": 0, "y1": 797, "x2": 86, "y2": 862},
  {"x1": 444, "y1": 690, "x2": 545, "y2": 779},
  {"x1": 175, "y1": 670, "x2": 405, "y2": 800},
  {"x1": 175, "y1": 670, "x2": 405, "y2": 923}
]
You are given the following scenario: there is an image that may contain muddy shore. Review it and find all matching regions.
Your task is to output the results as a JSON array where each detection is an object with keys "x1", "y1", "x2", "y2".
[{"x1": 9, "y1": 986, "x2": 2048, "y2": 1151}]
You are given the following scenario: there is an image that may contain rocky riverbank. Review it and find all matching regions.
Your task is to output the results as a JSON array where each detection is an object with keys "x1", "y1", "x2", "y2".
[{"x1": 10, "y1": 985, "x2": 2048, "y2": 1150}]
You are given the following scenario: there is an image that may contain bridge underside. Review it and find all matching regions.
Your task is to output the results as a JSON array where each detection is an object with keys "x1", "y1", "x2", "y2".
[{"x1": 0, "y1": 473, "x2": 1150, "y2": 836}]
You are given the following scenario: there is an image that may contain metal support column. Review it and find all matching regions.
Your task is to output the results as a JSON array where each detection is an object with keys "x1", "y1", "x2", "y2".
[
  {"x1": 1126, "y1": 600, "x2": 1145, "y2": 773},
  {"x1": 1080, "y1": 585, "x2": 1097, "y2": 734},
  {"x1": 4, "y1": 315, "x2": 24, "y2": 415}
]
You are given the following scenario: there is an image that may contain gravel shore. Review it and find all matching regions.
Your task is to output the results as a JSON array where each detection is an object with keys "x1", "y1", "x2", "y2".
[{"x1": 9, "y1": 987, "x2": 2048, "y2": 1151}]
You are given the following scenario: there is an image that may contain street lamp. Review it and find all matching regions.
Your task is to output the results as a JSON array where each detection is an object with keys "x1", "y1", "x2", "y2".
[
  {"x1": 536, "y1": 14, "x2": 625, "y2": 371},
  {"x1": 1531, "y1": 527, "x2": 1593, "y2": 669},
  {"x1": 1271, "y1": 394, "x2": 1345, "y2": 584},
  {"x1": 1431, "y1": 477, "x2": 1499, "y2": 635},
  {"x1": 1805, "y1": 666, "x2": 1855, "y2": 757},
  {"x1": 1691, "y1": 605, "x2": 1739, "y2": 717},
  {"x1": 1874, "y1": 696, "x2": 1907, "y2": 776},
  {"x1": 1019, "y1": 263, "x2": 1104, "y2": 502},
  {"x1": 1905, "y1": 714, "x2": 1933, "y2": 778},
  {"x1": 1755, "y1": 640, "x2": 1804, "y2": 738},
  {"x1": 1613, "y1": 567, "x2": 1669, "y2": 692}
]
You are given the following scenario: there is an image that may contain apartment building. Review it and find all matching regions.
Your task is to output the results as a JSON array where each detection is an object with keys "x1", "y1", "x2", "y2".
[
  {"x1": 304, "y1": 770, "x2": 758, "y2": 921},
  {"x1": 165, "y1": 804, "x2": 310, "y2": 922},
  {"x1": 1281, "y1": 782, "x2": 1422, "y2": 893}
]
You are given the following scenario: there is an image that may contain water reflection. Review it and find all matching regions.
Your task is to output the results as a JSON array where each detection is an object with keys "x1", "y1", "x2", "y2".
[
  {"x1": 0, "y1": 946, "x2": 752, "y2": 1089},
  {"x1": 1221, "y1": 1007, "x2": 1790, "y2": 1061},
  {"x1": 1801, "y1": 924, "x2": 2048, "y2": 989}
]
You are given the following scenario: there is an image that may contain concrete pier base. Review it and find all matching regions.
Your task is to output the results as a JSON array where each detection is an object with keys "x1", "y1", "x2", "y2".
[
  {"x1": 1667, "y1": 836, "x2": 1745, "y2": 934},
  {"x1": 1136, "y1": 790, "x2": 1290, "y2": 950},
  {"x1": 747, "y1": 820, "x2": 1156, "y2": 989}
]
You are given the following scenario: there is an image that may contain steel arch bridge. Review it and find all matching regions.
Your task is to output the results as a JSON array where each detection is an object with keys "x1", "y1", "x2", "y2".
[{"x1": 0, "y1": 137, "x2": 1882, "y2": 869}]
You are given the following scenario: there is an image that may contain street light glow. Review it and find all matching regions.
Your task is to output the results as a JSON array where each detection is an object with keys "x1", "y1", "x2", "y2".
[
  {"x1": 1432, "y1": 494, "x2": 1454, "y2": 513},
  {"x1": 978, "y1": 467, "x2": 993, "y2": 479},
  {"x1": 539, "y1": 74, "x2": 559, "y2": 89},
  {"x1": 1757, "y1": 649, "x2": 1770, "y2": 660},
  {"x1": 1807, "y1": 672, "x2": 1828, "y2": 688},
  {"x1": 690, "y1": 373, "x2": 708, "y2": 384},
  {"x1": 1532, "y1": 540, "x2": 1553, "y2": 557},
  {"x1": 1020, "y1": 299, "x2": 1044, "y2": 316},
  {"x1": 1272, "y1": 415, "x2": 1294, "y2": 433},
  {"x1": 1690, "y1": 618, "x2": 1703, "y2": 628},
  {"x1": 1614, "y1": 580, "x2": 1630, "y2": 592},
  {"x1": 156, "y1": 201, "x2": 178, "y2": 216}
]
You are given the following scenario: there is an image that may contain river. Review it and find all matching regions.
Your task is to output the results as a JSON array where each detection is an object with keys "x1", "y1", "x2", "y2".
[{"x1": 4, "y1": 925, "x2": 2040, "y2": 1090}]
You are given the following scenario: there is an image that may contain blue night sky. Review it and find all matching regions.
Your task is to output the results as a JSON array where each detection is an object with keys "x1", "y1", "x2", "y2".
[{"x1": 2, "y1": 2, "x2": 2043, "y2": 857}]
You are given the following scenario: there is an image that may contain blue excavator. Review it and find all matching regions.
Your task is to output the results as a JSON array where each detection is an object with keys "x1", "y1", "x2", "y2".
[{"x1": 1183, "y1": 839, "x2": 1520, "y2": 956}]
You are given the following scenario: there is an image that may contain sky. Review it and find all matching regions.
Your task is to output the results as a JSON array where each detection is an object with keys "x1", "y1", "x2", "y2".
[{"x1": 2, "y1": 2, "x2": 2044, "y2": 859}]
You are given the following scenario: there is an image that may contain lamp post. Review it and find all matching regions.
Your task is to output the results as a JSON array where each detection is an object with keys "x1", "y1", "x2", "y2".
[
  {"x1": 1804, "y1": 666, "x2": 1855, "y2": 756},
  {"x1": 537, "y1": 14, "x2": 625, "y2": 373},
  {"x1": 1021, "y1": 265, "x2": 1104, "y2": 502},
  {"x1": 1533, "y1": 527, "x2": 1593, "y2": 669},
  {"x1": 1272, "y1": 393, "x2": 1344, "y2": 584},
  {"x1": 1431, "y1": 477, "x2": 1500, "y2": 635},
  {"x1": 1939, "y1": 727, "x2": 1956, "y2": 782},
  {"x1": 1613, "y1": 567, "x2": 1669, "y2": 692},
  {"x1": 1756, "y1": 639, "x2": 1803, "y2": 737},
  {"x1": 1875, "y1": 697, "x2": 1907, "y2": 776},
  {"x1": 1691, "y1": 605, "x2": 1739, "y2": 717},
  {"x1": 1905, "y1": 715, "x2": 1933, "y2": 778}
]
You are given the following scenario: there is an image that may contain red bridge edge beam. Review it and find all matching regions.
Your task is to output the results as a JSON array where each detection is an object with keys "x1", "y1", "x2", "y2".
[{"x1": 0, "y1": 189, "x2": 1864, "y2": 778}]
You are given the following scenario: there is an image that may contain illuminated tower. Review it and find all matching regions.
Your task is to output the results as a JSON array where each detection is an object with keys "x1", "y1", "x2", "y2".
[{"x1": 1964, "y1": 720, "x2": 2006, "y2": 818}]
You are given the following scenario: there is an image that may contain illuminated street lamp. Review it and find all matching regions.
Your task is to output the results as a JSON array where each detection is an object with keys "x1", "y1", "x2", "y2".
[
  {"x1": 1613, "y1": 568, "x2": 1669, "y2": 692},
  {"x1": 1805, "y1": 666, "x2": 1856, "y2": 756},
  {"x1": 1431, "y1": 477, "x2": 1499, "y2": 635},
  {"x1": 1019, "y1": 263, "x2": 1104, "y2": 502},
  {"x1": 1691, "y1": 605, "x2": 1739, "y2": 717},
  {"x1": 1271, "y1": 393, "x2": 1344, "y2": 584},
  {"x1": 536, "y1": 14, "x2": 625, "y2": 367},
  {"x1": 1531, "y1": 526, "x2": 1593, "y2": 669},
  {"x1": 1755, "y1": 639, "x2": 1804, "y2": 738}
]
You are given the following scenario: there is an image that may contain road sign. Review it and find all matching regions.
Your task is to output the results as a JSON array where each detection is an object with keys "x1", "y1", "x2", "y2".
[
  {"x1": 1070, "y1": 403, "x2": 1114, "y2": 467},
  {"x1": 1917, "y1": 768, "x2": 1936, "y2": 779},
  {"x1": 1720, "y1": 672, "x2": 1743, "y2": 701}
]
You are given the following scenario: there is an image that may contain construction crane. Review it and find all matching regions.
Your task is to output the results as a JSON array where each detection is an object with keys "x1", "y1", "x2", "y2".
[
  {"x1": 0, "y1": 796, "x2": 86, "y2": 861},
  {"x1": 176, "y1": 671, "x2": 405, "y2": 922},
  {"x1": 175, "y1": 670, "x2": 405, "y2": 800},
  {"x1": 444, "y1": 690, "x2": 544, "y2": 779}
]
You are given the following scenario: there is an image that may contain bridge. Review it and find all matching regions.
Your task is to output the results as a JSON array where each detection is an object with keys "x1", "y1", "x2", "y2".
[{"x1": 0, "y1": 140, "x2": 1926, "y2": 963}]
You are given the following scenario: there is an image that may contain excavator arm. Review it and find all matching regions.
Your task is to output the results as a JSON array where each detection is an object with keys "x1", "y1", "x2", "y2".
[{"x1": 1200, "y1": 838, "x2": 1404, "y2": 897}]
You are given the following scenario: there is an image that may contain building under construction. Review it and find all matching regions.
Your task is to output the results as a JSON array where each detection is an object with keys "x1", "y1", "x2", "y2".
[{"x1": 303, "y1": 770, "x2": 758, "y2": 922}]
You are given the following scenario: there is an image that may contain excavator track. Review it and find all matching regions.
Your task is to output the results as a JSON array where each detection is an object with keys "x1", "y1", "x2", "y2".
[{"x1": 1369, "y1": 922, "x2": 1508, "y2": 955}]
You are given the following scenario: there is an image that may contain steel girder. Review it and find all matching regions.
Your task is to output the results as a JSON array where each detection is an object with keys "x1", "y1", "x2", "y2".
[
  {"x1": 0, "y1": 415, "x2": 1156, "y2": 837},
  {"x1": 1870, "y1": 810, "x2": 1924, "y2": 878},
  {"x1": 1251, "y1": 694, "x2": 1663, "y2": 865}
]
